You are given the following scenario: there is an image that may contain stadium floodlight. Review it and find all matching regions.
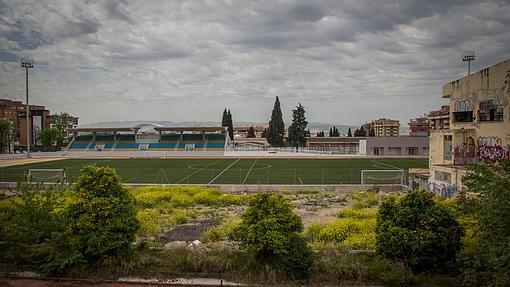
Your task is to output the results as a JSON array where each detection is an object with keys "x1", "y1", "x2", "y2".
[
  {"x1": 21, "y1": 59, "x2": 34, "y2": 158},
  {"x1": 461, "y1": 51, "x2": 475, "y2": 76}
]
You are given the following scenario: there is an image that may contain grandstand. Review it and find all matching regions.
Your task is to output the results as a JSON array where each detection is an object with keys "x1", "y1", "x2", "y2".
[{"x1": 66, "y1": 124, "x2": 227, "y2": 153}]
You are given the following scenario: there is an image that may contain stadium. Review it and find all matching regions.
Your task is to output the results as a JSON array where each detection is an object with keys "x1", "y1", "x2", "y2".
[{"x1": 0, "y1": 122, "x2": 428, "y2": 191}]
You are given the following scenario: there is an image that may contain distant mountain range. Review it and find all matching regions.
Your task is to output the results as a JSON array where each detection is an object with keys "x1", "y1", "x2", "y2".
[{"x1": 80, "y1": 120, "x2": 359, "y2": 132}]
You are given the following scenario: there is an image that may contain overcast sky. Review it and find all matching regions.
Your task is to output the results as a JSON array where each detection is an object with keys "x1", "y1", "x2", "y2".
[{"x1": 1, "y1": 0, "x2": 510, "y2": 126}]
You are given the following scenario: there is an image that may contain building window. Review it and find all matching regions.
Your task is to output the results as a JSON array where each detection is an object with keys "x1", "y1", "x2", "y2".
[
  {"x1": 453, "y1": 111, "x2": 473, "y2": 122},
  {"x1": 444, "y1": 135, "x2": 452, "y2": 161},
  {"x1": 407, "y1": 147, "x2": 419, "y2": 155},
  {"x1": 479, "y1": 100, "x2": 503, "y2": 122},
  {"x1": 435, "y1": 171, "x2": 451, "y2": 184}
]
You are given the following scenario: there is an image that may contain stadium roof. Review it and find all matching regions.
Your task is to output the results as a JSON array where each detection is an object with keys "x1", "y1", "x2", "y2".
[{"x1": 70, "y1": 125, "x2": 226, "y2": 133}]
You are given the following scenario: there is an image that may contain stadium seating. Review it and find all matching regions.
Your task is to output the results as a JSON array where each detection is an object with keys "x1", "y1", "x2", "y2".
[{"x1": 67, "y1": 132, "x2": 226, "y2": 151}]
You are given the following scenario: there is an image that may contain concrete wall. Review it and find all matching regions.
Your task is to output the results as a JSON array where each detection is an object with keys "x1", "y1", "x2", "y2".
[{"x1": 365, "y1": 136, "x2": 429, "y2": 156}]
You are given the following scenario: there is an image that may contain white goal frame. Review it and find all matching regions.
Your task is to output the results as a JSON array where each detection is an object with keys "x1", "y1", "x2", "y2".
[
  {"x1": 185, "y1": 143, "x2": 196, "y2": 151},
  {"x1": 361, "y1": 169, "x2": 406, "y2": 187},
  {"x1": 27, "y1": 169, "x2": 66, "y2": 184}
]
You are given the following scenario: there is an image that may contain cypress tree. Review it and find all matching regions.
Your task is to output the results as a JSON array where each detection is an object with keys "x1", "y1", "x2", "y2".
[
  {"x1": 221, "y1": 108, "x2": 228, "y2": 127},
  {"x1": 329, "y1": 127, "x2": 333, "y2": 137},
  {"x1": 227, "y1": 110, "x2": 234, "y2": 140},
  {"x1": 288, "y1": 103, "x2": 308, "y2": 147},
  {"x1": 348, "y1": 128, "x2": 352, "y2": 137},
  {"x1": 266, "y1": 97, "x2": 285, "y2": 147},
  {"x1": 247, "y1": 126, "x2": 256, "y2": 138}
]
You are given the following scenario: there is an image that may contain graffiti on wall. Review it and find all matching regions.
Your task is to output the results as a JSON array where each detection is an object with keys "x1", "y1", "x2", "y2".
[
  {"x1": 454, "y1": 136, "x2": 476, "y2": 165},
  {"x1": 453, "y1": 70, "x2": 510, "y2": 114},
  {"x1": 454, "y1": 99, "x2": 473, "y2": 112},
  {"x1": 429, "y1": 182, "x2": 456, "y2": 198},
  {"x1": 478, "y1": 136, "x2": 509, "y2": 162}
]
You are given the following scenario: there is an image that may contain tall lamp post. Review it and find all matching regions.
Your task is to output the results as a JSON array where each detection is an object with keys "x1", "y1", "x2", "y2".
[
  {"x1": 21, "y1": 59, "x2": 33, "y2": 159},
  {"x1": 462, "y1": 51, "x2": 475, "y2": 76}
]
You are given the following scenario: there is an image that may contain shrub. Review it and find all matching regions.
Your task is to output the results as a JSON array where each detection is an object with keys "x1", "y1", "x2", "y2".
[
  {"x1": 376, "y1": 189, "x2": 463, "y2": 272},
  {"x1": 201, "y1": 218, "x2": 241, "y2": 242},
  {"x1": 459, "y1": 161, "x2": 510, "y2": 287},
  {"x1": 306, "y1": 217, "x2": 376, "y2": 250},
  {"x1": 337, "y1": 207, "x2": 377, "y2": 219},
  {"x1": 66, "y1": 166, "x2": 140, "y2": 259},
  {"x1": 235, "y1": 193, "x2": 313, "y2": 280},
  {"x1": 351, "y1": 191, "x2": 379, "y2": 209}
]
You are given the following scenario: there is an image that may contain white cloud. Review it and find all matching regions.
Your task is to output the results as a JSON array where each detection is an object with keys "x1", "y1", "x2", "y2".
[{"x1": 0, "y1": 0, "x2": 509, "y2": 126}]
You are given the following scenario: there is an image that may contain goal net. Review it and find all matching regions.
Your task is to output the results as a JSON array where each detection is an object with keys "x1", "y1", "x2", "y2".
[
  {"x1": 28, "y1": 169, "x2": 66, "y2": 184},
  {"x1": 185, "y1": 143, "x2": 196, "y2": 151},
  {"x1": 361, "y1": 169, "x2": 407, "y2": 187}
]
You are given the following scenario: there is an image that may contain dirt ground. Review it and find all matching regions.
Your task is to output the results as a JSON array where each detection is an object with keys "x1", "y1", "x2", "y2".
[
  {"x1": 160, "y1": 190, "x2": 350, "y2": 243},
  {"x1": 0, "y1": 157, "x2": 66, "y2": 167}
]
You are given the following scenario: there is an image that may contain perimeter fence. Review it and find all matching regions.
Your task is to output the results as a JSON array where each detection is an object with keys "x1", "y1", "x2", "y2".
[{"x1": 0, "y1": 166, "x2": 409, "y2": 186}]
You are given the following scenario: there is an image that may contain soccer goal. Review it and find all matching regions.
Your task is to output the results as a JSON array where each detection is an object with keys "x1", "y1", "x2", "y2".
[
  {"x1": 361, "y1": 169, "x2": 407, "y2": 188},
  {"x1": 28, "y1": 169, "x2": 66, "y2": 184},
  {"x1": 185, "y1": 143, "x2": 196, "y2": 151}
]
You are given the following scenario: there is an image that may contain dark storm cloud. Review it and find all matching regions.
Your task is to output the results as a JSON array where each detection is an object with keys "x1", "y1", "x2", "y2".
[{"x1": 0, "y1": 0, "x2": 509, "y2": 125}]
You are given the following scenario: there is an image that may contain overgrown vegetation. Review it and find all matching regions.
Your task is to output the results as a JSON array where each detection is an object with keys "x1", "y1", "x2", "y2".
[
  {"x1": 458, "y1": 161, "x2": 510, "y2": 287},
  {"x1": 376, "y1": 189, "x2": 463, "y2": 272},
  {"x1": 235, "y1": 193, "x2": 314, "y2": 280}
]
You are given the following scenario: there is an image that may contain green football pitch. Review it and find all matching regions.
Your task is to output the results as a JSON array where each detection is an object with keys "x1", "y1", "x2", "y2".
[{"x1": 0, "y1": 158, "x2": 428, "y2": 185}]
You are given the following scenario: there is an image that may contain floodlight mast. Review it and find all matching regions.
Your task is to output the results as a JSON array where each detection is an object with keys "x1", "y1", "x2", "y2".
[
  {"x1": 462, "y1": 51, "x2": 475, "y2": 76},
  {"x1": 21, "y1": 59, "x2": 33, "y2": 159}
]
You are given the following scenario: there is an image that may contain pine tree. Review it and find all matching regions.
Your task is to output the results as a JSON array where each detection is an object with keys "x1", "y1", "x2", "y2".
[
  {"x1": 359, "y1": 125, "x2": 366, "y2": 137},
  {"x1": 221, "y1": 108, "x2": 228, "y2": 127},
  {"x1": 247, "y1": 126, "x2": 256, "y2": 138},
  {"x1": 348, "y1": 128, "x2": 352, "y2": 137},
  {"x1": 329, "y1": 127, "x2": 333, "y2": 137},
  {"x1": 288, "y1": 103, "x2": 308, "y2": 147},
  {"x1": 354, "y1": 129, "x2": 360, "y2": 137},
  {"x1": 261, "y1": 128, "x2": 268, "y2": 138},
  {"x1": 227, "y1": 110, "x2": 234, "y2": 140},
  {"x1": 266, "y1": 97, "x2": 285, "y2": 147},
  {"x1": 369, "y1": 127, "x2": 375, "y2": 137}
]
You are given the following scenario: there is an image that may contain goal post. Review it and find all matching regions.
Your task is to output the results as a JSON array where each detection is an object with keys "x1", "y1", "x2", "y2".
[
  {"x1": 27, "y1": 169, "x2": 66, "y2": 184},
  {"x1": 361, "y1": 169, "x2": 407, "y2": 187}
]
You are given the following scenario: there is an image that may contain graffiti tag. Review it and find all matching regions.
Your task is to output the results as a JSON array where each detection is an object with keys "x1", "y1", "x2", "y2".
[{"x1": 478, "y1": 136, "x2": 509, "y2": 162}]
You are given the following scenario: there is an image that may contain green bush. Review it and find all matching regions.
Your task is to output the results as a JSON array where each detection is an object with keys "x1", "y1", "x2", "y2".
[
  {"x1": 459, "y1": 161, "x2": 510, "y2": 287},
  {"x1": 201, "y1": 218, "x2": 241, "y2": 242},
  {"x1": 351, "y1": 191, "x2": 379, "y2": 209},
  {"x1": 235, "y1": 193, "x2": 313, "y2": 280},
  {"x1": 376, "y1": 190, "x2": 463, "y2": 272},
  {"x1": 66, "y1": 166, "x2": 140, "y2": 259},
  {"x1": 337, "y1": 207, "x2": 377, "y2": 219}
]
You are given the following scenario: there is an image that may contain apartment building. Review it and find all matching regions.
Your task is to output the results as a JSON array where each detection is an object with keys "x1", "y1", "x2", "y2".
[
  {"x1": 428, "y1": 105, "x2": 450, "y2": 131},
  {"x1": 429, "y1": 58, "x2": 510, "y2": 195}
]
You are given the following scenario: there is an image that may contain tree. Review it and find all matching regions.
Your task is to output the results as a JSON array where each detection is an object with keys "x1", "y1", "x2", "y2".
[
  {"x1": 316, "y1": 131, "x2": 324, "y2": 137},
  {"x1": 369, "y1": 127, "x2": 375, "y2": 137},
  {"x1": 358, "y1": 125, "x2": 367, "y2": 137},
  {"x1": 41, "y1": 128, "x2": 58, "y2": 151},
  {"x1": 247, "y1": 126, "x2": 256, "y2": 138},
  {"x1": 288, "y1": 103, "x2": 308, "y2": 147},
  {"x1": 261, "y1": 128, "x2": 268, "y2": 139},
  {"x1": 66, "y1": 166, "x2": 140, "y2": 259},
  {"x1": 227, "y1": 110, "x2": 234, "y2": 140},
  {"x1": 50, "y1": 112, "x2": 75, "y2": 149},
  {"x1": 376, "y1": 190, "x2": 463, "y2": 272},
  {"x1": 459, "y1": 161, "x2": 510, "y2": 286},
  {"x1": 329, "y1": 127, "x2": 333, "y2": 137},
  {"x1": 221, "y1": 108, "x2": 228, "y2": 127},
  {"x1": 266, "y1": 97, "x2": 285, "y2": 147},
  {"x1": 0, "y1": 118, "x2": 12, "y2": 154},
  {"x1": 235, "y1": 193, "x2": 313, "y2": 280},
  {"x1": 347, "y1": 128, "x2": 352, "y2": 137}
]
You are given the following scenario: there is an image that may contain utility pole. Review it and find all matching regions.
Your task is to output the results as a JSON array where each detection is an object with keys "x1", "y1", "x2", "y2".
[{"x1": 21, "y1": 59, "x2": 34, "y2": 159}]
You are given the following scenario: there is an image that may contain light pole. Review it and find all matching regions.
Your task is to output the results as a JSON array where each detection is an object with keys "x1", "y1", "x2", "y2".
[
  {"x1": 462, "y1": 51, "x2": 475, "y2": 76},
  {"x1": 21, "y1": 59, "x2": 33, "y2": 158}
]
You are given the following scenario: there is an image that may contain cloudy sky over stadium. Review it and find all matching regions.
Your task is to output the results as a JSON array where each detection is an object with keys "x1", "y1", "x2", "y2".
[{"x1": 1, "y1": 0, "x2": 510, "y2": 126}]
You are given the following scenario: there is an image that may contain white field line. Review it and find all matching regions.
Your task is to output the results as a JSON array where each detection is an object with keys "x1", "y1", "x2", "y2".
[
  {"x1": 208, "y1": 158, "x2": 241, "y2": 185},
  {"x1": 241, "y1": 159, "x2": 258, "y2": 184},
  {"x1": 370, "y1": 159, "x2": 401, "y2": 170},
  {"x1": 175, "y1": 159, "x2": 224, "y2": 184}
]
